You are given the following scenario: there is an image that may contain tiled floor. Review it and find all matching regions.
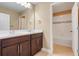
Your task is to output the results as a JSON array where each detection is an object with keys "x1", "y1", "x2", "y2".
[
  {"x1": 34, "y1": 50, "x2": 48, "y2": 56},
  {"x1": 53, "y1": 44, "x2": 74, "y2": 56},
  {"x1": 34, "y1": 44, "x2": 74, "y2": 56}
]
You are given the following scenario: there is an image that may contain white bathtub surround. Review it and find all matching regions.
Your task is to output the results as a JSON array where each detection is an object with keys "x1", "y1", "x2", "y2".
[
  {"x1": 53, "y1": 14, "x2": 72, "y2": 48},
  {"x1": 0, "y1": 30, "x2": 43, "y2": 39}
]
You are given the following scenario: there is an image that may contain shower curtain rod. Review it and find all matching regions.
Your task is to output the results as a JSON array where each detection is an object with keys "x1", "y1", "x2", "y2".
[{"x1": 53, "y1": 21, "x2": 72, "y2": 24}]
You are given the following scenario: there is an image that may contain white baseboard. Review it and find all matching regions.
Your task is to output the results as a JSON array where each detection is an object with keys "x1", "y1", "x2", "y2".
[
  {"x1": 54, "y1": 39, "x2": 72, "y2": 48},
  {"x1": 54, "y1": 43, "x2": 71, "y2": 48},
  {"x1": 41, "y1": 48, "x2": 51, "y2": 56},
  {"x1": 72, "y1": 48, "x2": 78, "y2": 56}
]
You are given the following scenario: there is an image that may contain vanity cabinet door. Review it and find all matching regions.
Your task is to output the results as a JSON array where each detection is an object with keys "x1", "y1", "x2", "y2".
[
  {"x1": 31, "y1": 33, "x2": 43, "y2": 56},
  {"x1": 0, "y1": 40, "x2": 1, "y2": 56},
  {"x1": 31, "y1": 39, "x2": 37, "y2": 55},
  {"x1": 2, "y1": 44, "x2": 18, "y2": 56},
  {"x1": 36, "y1": 37, "x2": 42, "y2": 51},
  {"x1": 20, "y1": 41, "x2": 30, "y2": 56},
  {"x1": 31, "y1": 38, "x2": 42, "y2": 56}
]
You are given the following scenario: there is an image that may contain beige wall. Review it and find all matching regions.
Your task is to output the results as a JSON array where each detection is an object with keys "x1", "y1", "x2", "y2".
[
  {"x1": 0, "y1": 6, "x2": 19, "y2": 30},
  {"x1": 0, "y1": 3, "x2": 52, "y2": 50},
  {"x1": 35, "y1": 3, "x2": 51, "y2": 49},
  {"x1": 20, "y1": 6, "x2": 35, "y2": 30},
  {"x1": 21, "y1": 3, "x2": 52, "y2": 49}
]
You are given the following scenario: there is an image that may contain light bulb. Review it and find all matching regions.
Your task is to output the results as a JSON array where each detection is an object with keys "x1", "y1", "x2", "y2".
[
  {"x1": 21, "y1": 2, "x2": 27, "y2": 6},
  {"x1": 25, "y1": 3, "x2": 31, "y2": 8},
  {"x1": 16, "y1": 2, "x2": 31, "y2": 8}
]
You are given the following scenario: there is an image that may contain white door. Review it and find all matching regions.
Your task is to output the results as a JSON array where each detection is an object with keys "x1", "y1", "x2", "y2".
[
  {"x1": 72, "y1": 2, "x2": 78, "y2": 56},
  {"x1": 0, "y1": 13, "x2": 10, "y2": 30}
]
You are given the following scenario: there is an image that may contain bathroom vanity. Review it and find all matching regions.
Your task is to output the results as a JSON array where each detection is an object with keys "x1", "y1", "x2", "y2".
[{"x1": 0, "y1": 30, "x2": 43, "y2": 56}]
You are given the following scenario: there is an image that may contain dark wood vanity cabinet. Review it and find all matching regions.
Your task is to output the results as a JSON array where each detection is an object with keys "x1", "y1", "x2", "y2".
[
  {"x1": 31, "y1": 33, "x2": 43, "y2": 56},
  {"x1": 0, "y1": 33, "x2": 43, "y2": 56},
  {"x1": 1, "y1": 35, "x2": 30, "y2": 56}
]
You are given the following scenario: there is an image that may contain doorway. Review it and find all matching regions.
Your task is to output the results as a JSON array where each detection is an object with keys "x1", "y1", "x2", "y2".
[{"x1": 52, "y1": 2, "x2": 74, "y2": 56}]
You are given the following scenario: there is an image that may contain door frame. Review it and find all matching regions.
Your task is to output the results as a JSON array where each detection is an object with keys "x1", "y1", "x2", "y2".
[
  {"x1": 49, "y1": 2, "x2": 65, "y2": 55},
  {"x1": 50, "y1": 2, "x2": 78, "y2": 56},
  {"x1": 71, "y1": 2, "x2": 78, "y2": 56}
]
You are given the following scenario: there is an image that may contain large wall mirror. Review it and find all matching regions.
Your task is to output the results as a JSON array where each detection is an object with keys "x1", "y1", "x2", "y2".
[{"x1": 0, "y1": 2, "x2": 35, "y2": 30}]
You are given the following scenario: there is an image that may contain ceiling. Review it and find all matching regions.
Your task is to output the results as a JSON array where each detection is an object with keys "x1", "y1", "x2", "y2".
[
  {"x1": 0, "y1": 2, "x2": 74, "y2": 13},
  {"x1": 53, "y1": 2, "x2": 74, "y2": 13},
  {"x1": 0, "y1": 2, "x2": 38, "y2": 13}
]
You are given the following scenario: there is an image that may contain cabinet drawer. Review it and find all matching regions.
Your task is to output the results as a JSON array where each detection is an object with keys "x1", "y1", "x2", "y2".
[
  {"x1": 19, "y1": 35, "x2": 30, "y2": 42},
  {"x1": 2, "y1": 37, "x2": 19, "y2": 47},
  {"x1": 31, "y1": 33, "x2": 43, "y2": 39}
]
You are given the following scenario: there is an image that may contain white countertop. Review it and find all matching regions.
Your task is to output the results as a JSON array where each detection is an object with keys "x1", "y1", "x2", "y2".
[{"x1": 0, "y1": 30, "x2": 43, "y2": 39}]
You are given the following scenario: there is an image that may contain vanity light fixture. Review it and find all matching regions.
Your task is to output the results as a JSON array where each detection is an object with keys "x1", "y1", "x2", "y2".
[
  {"x1": 16, "y1": 2, "x2": 31, "y2": 8},
  {"x1": 25, "y1": 2, "x2": 31, "y2": 8}
]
